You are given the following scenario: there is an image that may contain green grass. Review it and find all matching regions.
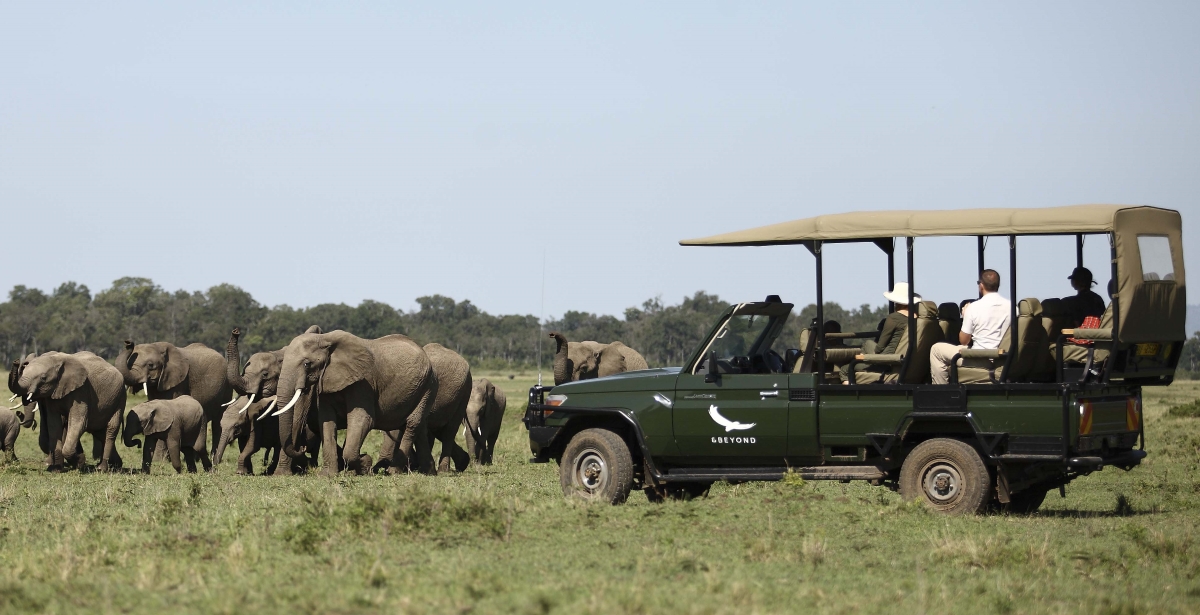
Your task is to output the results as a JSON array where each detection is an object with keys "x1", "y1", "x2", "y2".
[{"x1": 2, "y1": 375, "x2": 1200, "y2": 614}]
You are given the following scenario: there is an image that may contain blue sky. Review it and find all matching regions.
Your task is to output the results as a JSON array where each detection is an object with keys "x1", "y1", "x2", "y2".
[{"x1": 2, "y1": 2, "x2": 1197, "y2": 319}]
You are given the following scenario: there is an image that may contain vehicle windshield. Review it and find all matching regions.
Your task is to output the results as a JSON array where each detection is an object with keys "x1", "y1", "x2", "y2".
[{"x1": 692, "y1": 302, "x2": 792, "y2": 374}]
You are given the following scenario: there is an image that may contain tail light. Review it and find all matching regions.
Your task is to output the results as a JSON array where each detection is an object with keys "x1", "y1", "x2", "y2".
[
  {"x1": 1078, "y1": 400, "x2": 1094, "y2": 435},
  {"x1": 1126, "y1": 395, "x2": 1141, "y2": 432}
]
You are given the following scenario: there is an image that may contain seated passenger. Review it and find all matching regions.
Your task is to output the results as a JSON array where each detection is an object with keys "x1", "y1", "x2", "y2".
[
  {"x1": 877, "y1": 283, "x2": 922, "y2": 355},
  {"x1": 824, "y1": 320, "x2": 845, "y2": 348},
  {"x1": 1062, "y1": 266, "x2": 1106, "y2": 327},
  {"x1": 930, "y1": 269, "x2": 1012, "y2": 384}
]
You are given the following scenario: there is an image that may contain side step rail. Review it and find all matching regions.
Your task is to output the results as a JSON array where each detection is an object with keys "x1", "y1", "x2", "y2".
[{"x1": 665, "y1": 465, "x2": 886, "y2": 482}]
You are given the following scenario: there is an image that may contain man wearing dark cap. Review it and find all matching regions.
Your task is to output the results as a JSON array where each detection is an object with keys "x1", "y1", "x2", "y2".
[{"x1": 1064, "y1": 267, "x2": 1106, "y2": 327}]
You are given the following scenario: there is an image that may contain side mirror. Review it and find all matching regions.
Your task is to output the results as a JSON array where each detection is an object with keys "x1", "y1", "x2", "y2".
[{"x1": 704, "y1": 350, "x2": 720, "y2": 383}]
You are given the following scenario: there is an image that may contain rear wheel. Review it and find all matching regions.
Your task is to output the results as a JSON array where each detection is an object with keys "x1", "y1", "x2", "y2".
[
  {"x1": 559, "y1": 429, "x2": 634, "y2": 504},
  {"x1": 899, "y1": 438, "x2": 991, "y2": 515}
]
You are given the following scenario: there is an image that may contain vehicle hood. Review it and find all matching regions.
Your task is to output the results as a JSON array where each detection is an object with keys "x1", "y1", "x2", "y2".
[{"x1": 548, "y1": 367, "x2": 682, "y2": 394}]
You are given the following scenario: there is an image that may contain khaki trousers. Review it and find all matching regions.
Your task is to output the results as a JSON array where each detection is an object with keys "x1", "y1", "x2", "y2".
[{"x1": 929, "y1": 343, "x2": 995, "y2": 384}]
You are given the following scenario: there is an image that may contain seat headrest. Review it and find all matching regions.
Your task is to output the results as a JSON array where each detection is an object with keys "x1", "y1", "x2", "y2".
[
  {"x1": 1018, "y1": 298, "x2": 1043, "y2": 317},
  {"x1": 917, "y1": 301, "x2": 938, "y2": 319},
  {"x1": 1040, "y1": 297, "x2": 1067, "y2": 317},
  {"x1": 937, "y1": 302, "x2": 960, "y2": 321}
]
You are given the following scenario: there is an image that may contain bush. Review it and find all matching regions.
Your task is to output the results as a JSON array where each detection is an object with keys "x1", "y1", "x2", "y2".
[{"x1": 1168, "y1": 401, "x2": 1200, "y2": 418}]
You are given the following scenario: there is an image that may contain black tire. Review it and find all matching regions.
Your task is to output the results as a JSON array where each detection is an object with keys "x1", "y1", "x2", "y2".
[
  {"x1": 899, "y1": 438, "x2": 992, "y2": 515},
  {"x1": 559, "y1": 428, "x2": 635, "y2": 504},
  {"x1": 999, "y1": 487, "x2": 1049, "y2": 515}
]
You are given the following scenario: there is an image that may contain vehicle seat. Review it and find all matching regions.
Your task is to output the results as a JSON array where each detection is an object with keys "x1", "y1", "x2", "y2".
[
  {"x1": 937, "y1": 302, "x2": 962, "y2": 343},
  {"x1": 1031, "y1": 298, "x2": 1070, "y2": 381},
  {"x1": 954, "y1": 298, "x2": 1046, "y2": 383},
  {"x1": 856, "y1": 301, "x2": 940, "y2": 384}
]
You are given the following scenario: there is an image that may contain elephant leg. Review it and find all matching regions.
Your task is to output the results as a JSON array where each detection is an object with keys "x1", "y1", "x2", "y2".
[
  {"x1": 398, "y1": 387, "x2": 437, "y2": 475},
  {"x1": 168, "y1": 442, "x2": 183, "y2": 474},
  {"x1": 153, "y1": 438, "x2": 168, "y2": 463},
  {"x1": 319, "y1": 407, "x2": 340, "y2": 477},
  {"x1": 238, "y1": 431, "x2": 255, "y2": 475},
  {"x1": 436, "y1": 422, "x2": 469, "y2": 474},
  {"x1": 183, "y1": 448, "x2": 198, "y2": 473},
  {"x1": 209, "y1": 418, "x2": 221, "y2": 459},
  {"x1": 197, "y1": 446, "x2": 212, "y2": 473},
  {"x1": 341, "y1": 406, "x2": 374, "y2": 476},
  {"x1": 463, "y1": 421, "x2": 481, "y2": 464},
  {"x1": 101, "y1": 411, "x2": 121, "y2": 472},
  {"x1": 142, "y1": 437, "x2": 155, "y2": 473},
  {"x1": 376, "y1": 429, "x2": 400, "y2": 474},
  {"x1": 266, "y1": 447, "x2": 280, "y2": 475},
  {"x1": 485, "y1": 432, "x2": 500, "y2": 465}
]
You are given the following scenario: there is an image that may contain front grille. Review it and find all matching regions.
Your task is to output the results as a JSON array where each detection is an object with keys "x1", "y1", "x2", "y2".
[{"x1": 790, "y1": 389, "x2": 816, "y2": 402}]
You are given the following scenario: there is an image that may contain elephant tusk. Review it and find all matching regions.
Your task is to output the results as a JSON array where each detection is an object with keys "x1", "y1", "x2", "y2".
[
  {"x1": 257, "y1": 398, "x2": 277, "y2": 420},
  {"x1": 275, "y1": 389, "x2": 303, "y2": 416},
  {"x1": 7, "y1": 393, "x2": 17, "y2": 403},
  {"x1": 237, "y1": 394, "x2": 255, "y2": 415},
  {"x1": 26, "y1": 393, "x2": 34, "y2": 402},
  {"x1": 7, "y1": 403, "x2": 20, "y2": 411},
  {"x1": 221, "y1": 393, "x2": 239, "y2": 407},
  {"x1": 32, "y1": 402, "x2": 38, "y2": 414},
  {"x1": 143, "y1": 382, "x2": 149, "y2": 397}
]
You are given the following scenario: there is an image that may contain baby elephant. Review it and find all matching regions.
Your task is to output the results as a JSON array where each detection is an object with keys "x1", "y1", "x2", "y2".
[
  {"x1": 123, "y1": 396, "x2": 212, "y2": 474},
  {"x1": 0, "y1": 406, "x2": 21, "y2": 462},
  {"x1": 464, "y1": 378, "x2": 506, "y2": 465}
]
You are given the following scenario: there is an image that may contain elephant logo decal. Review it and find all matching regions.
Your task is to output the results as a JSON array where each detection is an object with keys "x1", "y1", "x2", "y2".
[{"x1": 708, "y1": 405, "x2": 755, "y2": 432}]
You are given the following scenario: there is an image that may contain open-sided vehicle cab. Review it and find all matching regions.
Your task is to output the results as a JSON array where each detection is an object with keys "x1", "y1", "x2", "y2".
[{"x1": 524, "y1": 204, "x2": 1185, "y2": 514}]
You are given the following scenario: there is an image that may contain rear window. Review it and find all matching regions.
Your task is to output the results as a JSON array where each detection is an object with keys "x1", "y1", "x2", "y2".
[{"x1": 1137, "y1": 235, "x2": 1175, "y2": 281}]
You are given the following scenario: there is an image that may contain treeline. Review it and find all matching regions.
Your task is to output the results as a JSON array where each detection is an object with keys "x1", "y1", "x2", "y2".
[{"x1": 0, "y1": 277, "x2": 901, "y2": 371}]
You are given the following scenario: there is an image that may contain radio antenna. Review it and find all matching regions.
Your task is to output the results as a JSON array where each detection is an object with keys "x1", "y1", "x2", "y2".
[{"x1": 538, "y1": 246, "x2": 546, "y2": 387}]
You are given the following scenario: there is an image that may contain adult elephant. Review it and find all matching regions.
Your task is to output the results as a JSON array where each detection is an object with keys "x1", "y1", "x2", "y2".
[
  {"x1": 17, "y1": 351, "x2": 125, "y2": 472},
  {"x1": 377, "y1": 344, "x2": 470, "y2": 474},
  {"x1": 8, "y1": 354, "x2": 61, "y2": 469},
  {"x1": 275, "y1": 329, "x2": 437, "y2": 476},
  {"x1": 464, "y1": 378, "x2": 506, "y2": 465},
  {"x1": 224, "y1": 328, "x2": 318, "y2": 474},
  {"x1": 549, "y1": 333, "x2": 649, "y2": 385},
  {"x1": 117, "y1": 340, "x2": 232, "y2": 457}
]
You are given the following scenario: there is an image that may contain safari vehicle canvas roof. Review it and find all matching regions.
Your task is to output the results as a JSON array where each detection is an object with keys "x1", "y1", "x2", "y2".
[{"x1": 681, "y1": 204, "x2": 1186, "y2": 343}]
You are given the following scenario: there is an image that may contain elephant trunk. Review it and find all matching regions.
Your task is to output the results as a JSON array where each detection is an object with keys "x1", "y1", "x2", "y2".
[
  {"x1": 19, "y1": 402, "x2": 37, "y2": 429},
  {"x1": 276, "y1": 367, "x2": 308, "y2": 458},
  {"x1": 214, "y1": 429, "x2": 233, "y2": 465},
  {"x1": 123, "y1": 411, "x2": 143, "y2": 449},
  {"x1": 7, "y1": 360, "x2": 22, "y2": 398},
  {"x1": 550, "y1": 332, "x2": 570, "y2": 386},
  {"x1": 116, "y1": 341, "x2": 140, "y2": 389},
  {"x1": 225, "y1": 329, "x2": 248, "y2": 395}
]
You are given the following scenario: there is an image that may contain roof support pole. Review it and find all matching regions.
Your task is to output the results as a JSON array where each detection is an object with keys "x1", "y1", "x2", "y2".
[
  {"x1": 977, "y1": 236, "x2": 986, "y2": 298},
  {"x1": 905, "y1": 237, "x2": 915, "y2": 377},
  {"x1": 1003, "y1": 235, "x2": 1018, "y2": 381},
  {"x1": 888, "y1": 240, "x2": 896, "y2": 313},
  {"x1": 1076, "y1": 234, "x2": 1085, "y2": 269},
  {"x1": 1108, "y1": 232, "x2": 1120, "y2": 382},
  {"x1": 815, "y1": 240, "x2": 824, "y2": 379}
]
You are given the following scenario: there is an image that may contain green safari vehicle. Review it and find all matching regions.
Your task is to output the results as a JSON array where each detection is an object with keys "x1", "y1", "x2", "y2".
[{"x1": 523, "y1": 205, "x2": 1186, "y2": 514}]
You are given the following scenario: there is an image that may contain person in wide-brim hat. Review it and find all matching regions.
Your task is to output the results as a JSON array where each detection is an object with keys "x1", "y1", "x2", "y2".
[{"x1": 876, "y1": 283, "x2": 921, "y2": 356}]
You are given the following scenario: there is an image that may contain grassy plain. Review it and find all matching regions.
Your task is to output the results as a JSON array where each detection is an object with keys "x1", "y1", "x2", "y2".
[{"x1": 1, "y1": 373, "x2": 1199, "y2": 614}]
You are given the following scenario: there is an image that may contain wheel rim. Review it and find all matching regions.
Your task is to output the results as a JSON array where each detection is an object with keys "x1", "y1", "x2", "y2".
[
  {"x1": 573, "y1": 448, "x2": 608, "y2": 494},
  {"x1": 920, "y1": 460, "x2": 963, "y2": 506}
]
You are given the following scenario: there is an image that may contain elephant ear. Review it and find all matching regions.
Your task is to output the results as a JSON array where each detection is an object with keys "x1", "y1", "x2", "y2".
[
  {"x1": 599, "y1": 345, "x2": 627, "y2": 376},
  {"x1": 319, "y1": 332, "x2": 374, "y2": 393},
  {"x1": 158, "y1": 343, "x2": 190, "y2": 391},
  {"x1": 305, "y1": 325, "x2": 322, "y2": 334},
  {"x1": 139, "y1": 404, "x2": 173, "y2": 435},
  {"x1": 51, "y1": 356, "x2": 89, "y2": 400}
]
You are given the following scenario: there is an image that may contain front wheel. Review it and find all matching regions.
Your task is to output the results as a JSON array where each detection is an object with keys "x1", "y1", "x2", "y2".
[
  {"x1": 899, "y1": 438, "x2": 992, "y2": 515},
  {"x1": 559, "y1": 429, "x2": 634, "y2": 505}
]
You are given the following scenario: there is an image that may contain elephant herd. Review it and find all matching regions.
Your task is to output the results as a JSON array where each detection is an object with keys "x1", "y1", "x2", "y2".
[{"x1": 0, "y1": 328, "x2": 509, "y2": 476}]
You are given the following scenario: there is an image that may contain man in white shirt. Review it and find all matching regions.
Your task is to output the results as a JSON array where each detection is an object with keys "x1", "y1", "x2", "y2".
[{"x1": 930, "y1": 269, "x2": 1012, "y2": 384}]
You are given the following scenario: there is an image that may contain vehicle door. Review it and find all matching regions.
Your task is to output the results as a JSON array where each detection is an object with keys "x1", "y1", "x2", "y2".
[{"x1": 672, "y1": 303, "x2": 792, "y2": 462}]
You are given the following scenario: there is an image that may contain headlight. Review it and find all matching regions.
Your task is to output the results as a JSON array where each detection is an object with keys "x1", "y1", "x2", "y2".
[{"x1": 546, "y1": 394, "x2": 568, "y2": 407}]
